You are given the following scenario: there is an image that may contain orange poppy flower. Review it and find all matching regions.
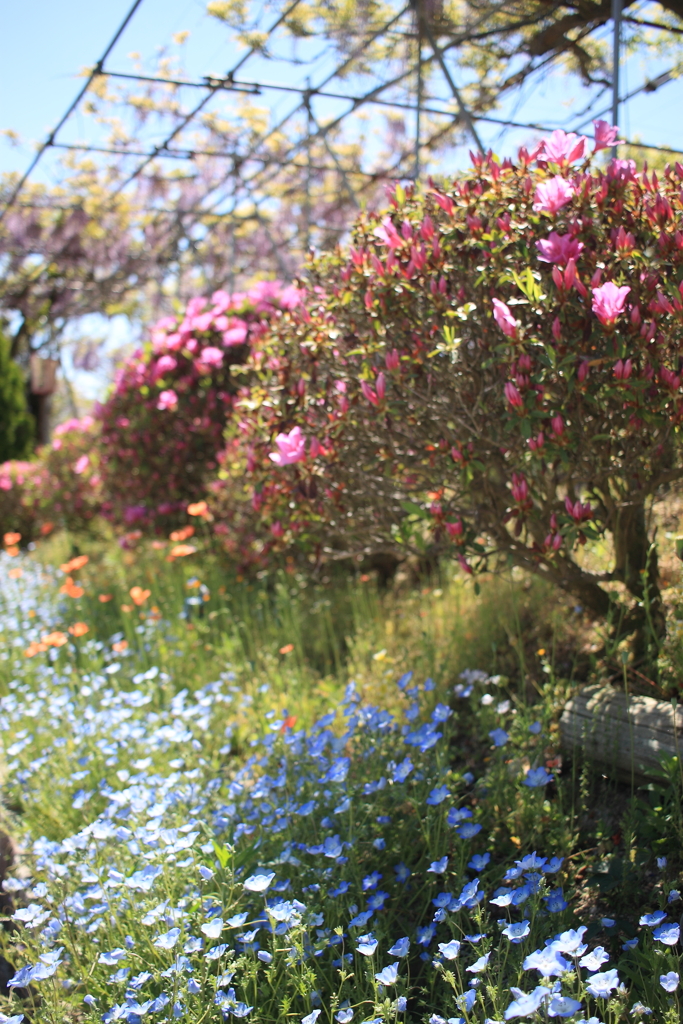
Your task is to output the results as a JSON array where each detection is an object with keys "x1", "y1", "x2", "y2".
[
  {"x1": 42, "y1": 631, "x2": 68, "y2": 647},
  {"x1": 279, "y1": 643, "x2": 294, "y2": 655},
  {"x1": 59, "y1": 577, "x2": 84, "y2": 598},
  {"x1": 6, "y1": 546, "x2": 19, "y2": 557},
  {"x1": 187, "y1": 500, "x2": 209, "y2": 517},
  {"x1": 8, "y1": 567, "x2": 22, "y2": 579},
  {"x1": 170, "y1": 544, "x2": 196, "y2": 558},
  {"x1": 98, "y1": 594, "x2": 113, "y2": 603},
  {"x1": 280, "y1": 715, "x2": 297, "y2": 733},
  {"x1": 170, "y1": 525, "x2": 195, "y2": 542},
  {"x1": 40, "y1": 522, "x2": 54, "y2": 536},
  {"x1": 3, "y1": 531, "x2": 21, "y2": 546},
  {"x1": 60, "y1": 554, "x2": 89, "y2": 573},
  {"x1": 112, "y1": 639, "x2": 129, "y2": 652},
  {"x1": 24, "y1": 641, "x2": 48, "y2": 658},
  {"x1": 68, "y1": 622, "x2": 89, "y2": 637},
  {"x1": 130, "y1": 586, "x2": 151, "y2": 606}
]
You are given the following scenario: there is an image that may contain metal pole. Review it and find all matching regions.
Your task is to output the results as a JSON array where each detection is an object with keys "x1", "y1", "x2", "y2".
[
  {"x1": 611, "y1": 0, "x2": 622, "y2": 159},
  {"x1": 305, "y1": 79, "x2": 312, "y2": 253},
  {"x1": 415, "y1": 14, "x2": 423, "y2": 179}
]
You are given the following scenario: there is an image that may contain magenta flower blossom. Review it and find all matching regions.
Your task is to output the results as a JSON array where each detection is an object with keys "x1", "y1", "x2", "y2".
[
  {"x1": 269, "y1": 426, "x2": 306, "y2": 466},
  {"x1": 533, "y1": 177, "x2": 575, "y2": 215},
  {"x1": 591, "y1": 282, "x2": 631, "y2": 326},
  {"x1": 157, "y1": 389, "x2": 178, "y2": 411},
  {"x1": 535, "y1": 232, "x2": 584, "y2": 265},
  {"x1": 593, "y1": 119, "x2": 622, "y2": 152},
  {"x1": 73, "y1": 455, "x2": 90, "y2": 475},
  {"x1": 539, "y1": 130, "x2": 587, "y2": 164},
  {"x1": 492, "y1": 298, "x2": 518, "y2": 339}
]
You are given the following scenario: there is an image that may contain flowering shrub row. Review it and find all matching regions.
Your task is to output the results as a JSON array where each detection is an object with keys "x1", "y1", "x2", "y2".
[{"x1": 210, "y1": 123, "x2": 683, "y2": 632}]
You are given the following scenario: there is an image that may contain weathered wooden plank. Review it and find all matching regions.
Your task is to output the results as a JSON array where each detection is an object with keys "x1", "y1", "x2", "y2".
[{"x1": 560, "y1": 684, "x2": 683, "y2": 782}]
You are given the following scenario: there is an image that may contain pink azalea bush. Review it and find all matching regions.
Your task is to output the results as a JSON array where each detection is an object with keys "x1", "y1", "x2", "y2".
[
  {"x1": 211, "y1": 122, "x2": 683, "y2": 646},
  {"x1": 97, "y1": 281, "x2": 301, "y2": 529}
]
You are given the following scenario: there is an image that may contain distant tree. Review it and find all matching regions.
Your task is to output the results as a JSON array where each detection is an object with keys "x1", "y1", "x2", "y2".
[{"x1": 0, "y1": 329, "x2": 34, "y2": 462}]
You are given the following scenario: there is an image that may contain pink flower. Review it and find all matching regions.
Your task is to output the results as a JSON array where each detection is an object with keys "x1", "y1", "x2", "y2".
[
  {"x1": 361, "y1": 380, "x2": 380, "y2": 406},
  {"x1": 550, "y1": 414, "x2": 564, "y2": 436},
  {"x1": 445, "y1": 520, "x2": 463, "y2": 538},
  {"x1": 157, "y1": 389, "x2": 179, "y2": 411},
  {"x1": 504, "y1": 382, "x2": 524, "y2": 408},
  {"x1": 385, "y1": 349, "x2": 400, "y2": 371},
  {"x1": 223, "y1": 321, "x2": 248, "y2": 347},
  {"x1": 593, "y1": 120, "x2": 622, "y2": 152},
  {"x1": 279, "y1": 284, "x2": 304, "y2": 310},
  {"x1": 533, "y1": 176, "x2": 575, "y2": 214},
  {"x1": 492, "y1": 298, "x2": 518, "y2": 339},
  {"x1": 269, "y1": 426, "x2": 306, "y2": 466},
  {"x1": 539, "y1": 130, "x2": 587, "y2": 164},
  {"x1": 374, "y1": 216, "x2": 403, "y2": 249},
  {"x1": 565, "y1": 496, "x2": 593, "y2": 523},
  {"x1": 591, "y1": 282, "x2": 631, "y2": 326},
  {"x1": 154, "y1": 354, "x2": 177, "y2": 378},
  {"x1": 510, "y1": 473, "x2": 529, "y2": 503},
  {"x1": 73, "y1": 455, "x2": 90, "y2": 475},
  {"x1": 535, "y1": 231, "x2": 584, "y2": 265},
  {"x1": 197, "y1": 346, "x2": 224, "y2": 368}
]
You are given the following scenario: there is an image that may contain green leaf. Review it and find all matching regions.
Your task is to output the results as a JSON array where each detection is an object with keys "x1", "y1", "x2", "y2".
[{"x1": 400, "y1": 500, "x2": 429, "y2": 519}]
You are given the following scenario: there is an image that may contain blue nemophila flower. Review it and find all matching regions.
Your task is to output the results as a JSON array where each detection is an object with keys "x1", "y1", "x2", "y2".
[
  {"x1": 657, "y1": 856, "x2": 668, "y2": 869},
  {"x1": 447, "y1": 807, "x2": 472, "y2": 824},
  {"x1": 356, "y1": 933, "x2": 378, "y2": 956},
  {"x1": 669, "y1": 889, "x2": 681, "y2": 902},
  {"x1": 457, "y1": 822, "x2": 482, "y2": 839},
  {"x1": 155, "y1": 928, "x2": 181, "y2": 950},
  {"x1": 392, "y1": 757, "x2": 413, "y2": 783},
  {"x1": 201, "y1": 918, "x2": 223, "y2": 938},
  {"x1": 431, "y1": 703, "x2": 452, "y2": 722},
  {"x1": 396, "y1": 997, "x2": 407, "y2": 1013},
  {"x1": 524, "y1": 767, "x2": 553, "y2": 787},
  {"x1": 660, "y1": 971, "x2": 679, "y2": 992},
  {"x1": 502, "y1": 920, "x2": 530, "y2": 943},
  {"x1": 547, "y1": 996, "x2": 582, "y2": 1018},
  {"x1": 504, "y1": 985, "x2": 550, "y2": 1020},
  {"x1": 367, "y1": 891, "x2": 389, "y2": 910},
  {"x1": 184, "y1": 936, "x2": 203, "y2": 952},
  {"x1": 600, "y1": 917, "x2": 615, "y2": 928},
  {"x1": 551, "y1": 926, "x2": 587, "y2": 954},
  {"x1": 653, "y1": 922, "x2": 680, "y2": 945},
  {"x1": 544, "y1": 888, "x2": 568, "y2": 913},
  {"x1": 329, "y1": 881, "x2": 350, "y2": 898},
  {"x1": 579, "y1": 946, "x2": 609, "y2": 971},
  {"x1": 397, "y1": 672, "x2": 413, "y2": 690},
  {"x1": 98, "y1": 949, "x2": 128, "y2": 965},
  {"x1": 468, "y1": 852, "x2": 490, "y2": 871},
  {"x1": 466, "y1": 952, "x2": 490, "y2": 973},
  {"x1": 455, "y1": 990, "x2": 476, "y2": 1014},
  {"x1": 639, "y1": 910, "x2": 667, "y2": 927},
  {"x1": 388, "y1": 937, "x2": 410, "y2": 957},
  {"x1": 404, "y1": 722, "x2": 442, "y2": 751},
  {"x1": 489, "y1": 728, "x2": 509, "y2": 747},
  {"x1": 586, "y1": 969, "x2": 620, "y2": 998},
  {"x1": 375, "y1": 963, "x2": 399, "y2": 985},
  {"x1": 394, "y1": 862, "x2": 410, "y2": 882},
  {"x1": 543, "y1": 856, "x2": 564, "y2": 873},
  {"x1": 523, "y1": 948, "x2": 568, "y2": 976},
  {"x1": 204, "y1": 944, "x2": 228, "y2": 960},
  {"x1": 630, "y1": 1005, "x2": 652, "y2": 1018},
  {"x1": 417, "y1": 924, "x2": 436, "y2": 946},
  {"x1": 243, "y1": 872, "x2": 275, "y2": 893},
  {"x1": 437, "y1": 940, "x2": 461, "y2": 960},
  {"x1": 349, "y1": 910, "x2": 373, "y2": 930},
  {"x1": 302, "y1": 1010, "x2": 321, "y2": 1024},
  {"x1": 621, "y1": 937, "x2": 638, "y2": 951},
  {"x1": 373, "y1": 838, "x2": 386, "y2": 851},
  {"x1": 363, "y1": 872, "x2": 382, "y2": 891},
  {"x1": 199, "y1": 865, "x2": 214, "y2": 880},
  {"x1": 490, "y1": 889, "x2": 513, "y2": 907},
  {"x1": 335, "y1": 1011, "x2": 353, "y2": 1024},
  {"x1": 227, "y1": 913, "x2": 249, "y2": 927},
  {"x1": 297, "y1": 800, "x2": 316, "y2": 816},
  {"x1": 257, "y1": 950, "x2": 273, "y2": 964},
  {"x1": 529, "y1": 721, "x2": 542, "y2": 734},
  {"x1": 426, "y1": 785, "x2": 449, "y2": 806},
  {"x1": 322, "y1": 757, "x2": 350, "y2": 783},
  {"x1": 108, "y1": 967, "x2": 130, "y2": 985},
  {"x1": 428, "y1": 856, "x2": 448, "y2": 874},
  {"x1": 464, "y1": 933, "x2": 487, "y2": 943}
]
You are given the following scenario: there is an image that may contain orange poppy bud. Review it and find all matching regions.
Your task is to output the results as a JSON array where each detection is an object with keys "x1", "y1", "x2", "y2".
[
  {"x1": 169, "y1": 525, "x2": 195, "y2": 542},
  {"x1": 279, "y1": 643, "x2": 294, "y2": 655},
  {"x1": 68, "y1": 622, "x2": 89, "y2": 637},
  {"x1": 3, "y1": 531, "x2": 21, "y2": 546},
  {"x1": 112, "y1": 639, "x2": 129, "y2": 652},
  {"x1": 129, "y1": 586, "x2": 151, "y2": 606},
  {"x1": 60, "y1": 554, "x2": 89, "y2": 573}
]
